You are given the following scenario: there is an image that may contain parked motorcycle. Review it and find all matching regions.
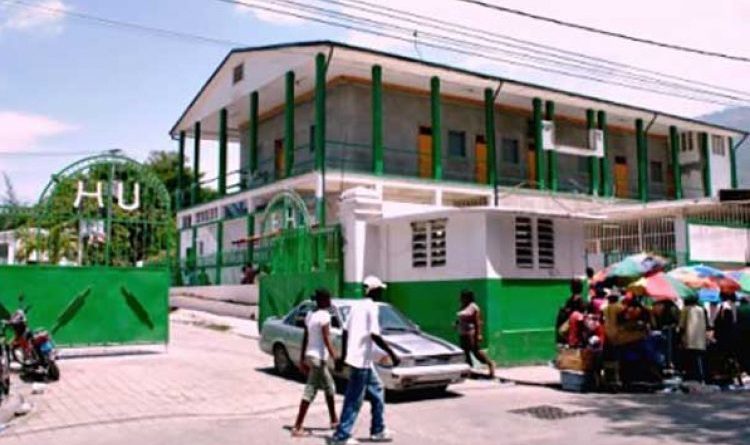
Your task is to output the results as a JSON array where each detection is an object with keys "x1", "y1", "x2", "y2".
[{"x1": 7, "y1": 307, "x2": 60, "y2": 382}]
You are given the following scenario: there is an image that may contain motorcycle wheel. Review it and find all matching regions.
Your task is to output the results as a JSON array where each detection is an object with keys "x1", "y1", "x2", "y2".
[{"x1": 47, "y1": 360, "x2": 60, "y2": 382}]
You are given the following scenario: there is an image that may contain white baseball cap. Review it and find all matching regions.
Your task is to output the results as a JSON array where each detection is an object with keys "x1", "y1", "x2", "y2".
[{"x1": 363, "y1": 275, "x2": 387, "y2": 290}]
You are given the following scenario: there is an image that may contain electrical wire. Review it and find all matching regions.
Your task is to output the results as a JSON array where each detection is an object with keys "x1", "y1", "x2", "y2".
[
  {"x1": 331, "y1": 0, "x2": 750, "y2": 98},
  {"x1": 1, "y1": 0, "x2": 245, "y2": 47},
  {"x1": 222, "y1": 0, "x2": 750, "y2": 106},
  {"x1": 454, "y1": 0, "x2": 750, "y2": 63},
  {"x1": 305, "y1": 0, "x2": 750, "y2": 102}
]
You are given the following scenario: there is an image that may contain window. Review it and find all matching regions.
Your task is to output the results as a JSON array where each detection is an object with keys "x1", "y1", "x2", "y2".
[
  {"x1": 501, "y1": 137, "x2": 520, "y2": 164},
  {"x1": 711, "y1": 135, "x2": 726, "y2": 156},
  {"x1": 0, "y1": 243, "x2": 8, "y2": 264},
  {"x1": 411, "y1": 222, "x2": 428, "y2": 267},
  {"x1": 650, "y1": 161, "x2": 664, "y2": 183},
  {"x1": 411, "y1": 219, "x2": 447, "y2": 268},
  {"x1": 195, "y1": 207, "x2": 218, "y2": 224},
  {"x1": 181, "y1": 215, "x2": 192, "y2": 229},
  {"x1": 232, "y1": 64, "x2": 244, "y2": 84},
  {"x1": 537, "y1": 219, "x2": 555, "y2": 269},
  {"x1": 514, "y1": 217, "x2": 533, "y2": 269},
  {"x1": 224, "y1": 201, "x2": 248, "y2": 218},
  {"x1": 430, "y1": 219, "x2": 447, "y2": 267},
  {"x1": 448, "y1": 131, "x2": 466, "y2": 157}
]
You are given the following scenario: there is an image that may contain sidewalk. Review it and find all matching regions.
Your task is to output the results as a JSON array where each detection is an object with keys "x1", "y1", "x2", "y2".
[{"x1": 496, "y1": 365, "x2": 559, "y2": 386}]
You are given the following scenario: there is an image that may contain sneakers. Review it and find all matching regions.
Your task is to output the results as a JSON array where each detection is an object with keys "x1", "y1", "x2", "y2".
[
  {"x1": 326, "y1": 438, "x2": 360, "y2": 445},
  {"x1": 370, "y1": 429, "x2": 394, "y2": 442},
  {"x1": 326, "y1": 429, "x2": 392, "y2": 444}
]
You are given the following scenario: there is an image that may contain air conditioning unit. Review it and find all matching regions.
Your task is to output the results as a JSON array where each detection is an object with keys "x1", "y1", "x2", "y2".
[
  {"x1": 679, "y1": 132, "x2": 701, "y2": 165},
  {"x1": 541, "y1": 120, "x2": 555, "y2": 150},
  {"x1": 588, "y1": 129, "x2": 605, "y2": 158}
]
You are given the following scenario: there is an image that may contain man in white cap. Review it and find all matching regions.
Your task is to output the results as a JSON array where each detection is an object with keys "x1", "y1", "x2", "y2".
[{"x1": 329, "y1": 276, "x2": 400, "y2": 445}]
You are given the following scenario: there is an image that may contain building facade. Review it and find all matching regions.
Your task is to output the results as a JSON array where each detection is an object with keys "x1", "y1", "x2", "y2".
[{"x1": 170, "y1": 41, "x2": 747, "y2": 364}]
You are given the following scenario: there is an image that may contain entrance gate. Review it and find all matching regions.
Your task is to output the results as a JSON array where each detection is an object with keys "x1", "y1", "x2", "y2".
[
  {"x1": 0, "y1": 154, "x2": 172, "y2": 346},
  {"x1": 256, "y1": 190, "x2": 342, "y2": 328}
]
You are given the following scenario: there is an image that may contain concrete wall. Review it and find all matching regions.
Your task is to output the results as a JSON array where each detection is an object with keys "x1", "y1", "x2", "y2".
[
  {"x1": 486, "y1": 213, "x2": 585, "y2": 280},
  {"x1": 381, "y1": 212, "x2": 488, "y2": 282},
  {"x1": 710, "y1": 135, "x2": 733, "y2": 194}
]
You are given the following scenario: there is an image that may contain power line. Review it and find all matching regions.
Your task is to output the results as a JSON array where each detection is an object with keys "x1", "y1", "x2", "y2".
[
  {"x1": 454, "y1": 0, "x2": 750, "y2": 63},
  {"x1": 335, "y1": 0, "x2": 750, "y2": 98},
  {"x1": 222, "y1": 0, "x2": 750, "y2": 106},
  {"x1": 317, "y1": 0, "x2": 750, "y2": 101},
  {"x1": 2, "y1": 0, "x2": 245, "y2": 47}
]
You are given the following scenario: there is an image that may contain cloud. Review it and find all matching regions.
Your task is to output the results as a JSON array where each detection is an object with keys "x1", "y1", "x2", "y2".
[
  {"x1": 0, "y1": 0, "x2": 68, "y2": 33},
  {"x1": 233, "y1": 2, "x2": 307, "y2": 26},
  {"x1": 0, "y1": 111, "x2": 77, "y2": 152}
]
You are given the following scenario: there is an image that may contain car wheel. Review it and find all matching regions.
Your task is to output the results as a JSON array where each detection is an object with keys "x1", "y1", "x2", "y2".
[{"x1": 273, "y1": 344, "x2": 293, "y2": 376}]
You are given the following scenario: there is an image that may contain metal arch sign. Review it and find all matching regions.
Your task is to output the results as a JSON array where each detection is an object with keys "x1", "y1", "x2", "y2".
[{"x1": 73, "y1": 180, "x2": 141, "y2": 211}]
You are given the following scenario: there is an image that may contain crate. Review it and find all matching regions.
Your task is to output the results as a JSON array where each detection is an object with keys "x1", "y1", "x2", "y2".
[{"x1": 561, "y1": 370, "x2": 587, "y2": 392}]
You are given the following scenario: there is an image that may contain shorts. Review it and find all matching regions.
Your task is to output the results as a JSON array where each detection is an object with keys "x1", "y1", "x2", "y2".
[{"x1": 302, "y1": 358, "x2": 336, "y2": 402}]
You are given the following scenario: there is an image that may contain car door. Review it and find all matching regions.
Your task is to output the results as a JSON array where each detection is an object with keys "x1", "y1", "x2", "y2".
[{"x1": 284, "y1": 302, "x2": 314, "y2": 364}]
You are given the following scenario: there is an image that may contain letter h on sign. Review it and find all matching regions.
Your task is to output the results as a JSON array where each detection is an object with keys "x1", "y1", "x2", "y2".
[{"x1": 73, "y1": 181, "x2": 141, "y2": 211}]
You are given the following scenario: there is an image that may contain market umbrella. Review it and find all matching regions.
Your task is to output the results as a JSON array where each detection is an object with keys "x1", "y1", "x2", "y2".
[
  {"x1": 627, "y1": 272, "x2": 696, "y2": 303},
  {"x1": 592, "y1": 253, "x2": 668, "y2": 285},
  {"x1": 668, "y1": 265, "x2": 725, "y2": 289},
  {"x1": 725, "y1": 269, "x2": 750, "y2": 293}
]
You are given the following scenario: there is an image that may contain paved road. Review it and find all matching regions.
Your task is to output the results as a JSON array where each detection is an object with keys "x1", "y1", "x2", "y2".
[{"x1": 1, "y1": 312, "x2": 749, "y2": 445}]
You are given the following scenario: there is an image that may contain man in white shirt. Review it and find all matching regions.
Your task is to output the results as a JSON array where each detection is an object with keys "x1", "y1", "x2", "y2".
[
  {"x1": 292, "y1": 289, "x2": 338, "y2": 437},
  {"x1": 329, "y1": 276, "x2": 399, "y2": 445}
]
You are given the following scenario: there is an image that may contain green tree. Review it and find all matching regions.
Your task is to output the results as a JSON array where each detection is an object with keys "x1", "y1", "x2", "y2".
[{"x1": 144, "y1": 150, "x2": 218, "y2": 214}]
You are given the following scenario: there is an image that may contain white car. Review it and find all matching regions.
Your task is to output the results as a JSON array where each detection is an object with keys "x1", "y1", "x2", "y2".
[{"x1": 259, "y1": 299, "x2": 470, "y2": 391}]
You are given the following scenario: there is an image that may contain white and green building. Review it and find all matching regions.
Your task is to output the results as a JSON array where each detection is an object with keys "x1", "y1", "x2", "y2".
[{"x1": 171, "y1": 41, "x2": 748, "y2": 364}]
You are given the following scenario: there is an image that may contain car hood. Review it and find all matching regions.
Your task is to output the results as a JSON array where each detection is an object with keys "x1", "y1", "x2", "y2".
[{"x1": 382, "y1": 332, "x2": 461, "y2": 356}]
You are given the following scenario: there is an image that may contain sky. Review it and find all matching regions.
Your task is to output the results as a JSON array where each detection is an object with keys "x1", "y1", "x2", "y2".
[{"x1": 1, "y1": 0, "x2": 749, "y2": 202}]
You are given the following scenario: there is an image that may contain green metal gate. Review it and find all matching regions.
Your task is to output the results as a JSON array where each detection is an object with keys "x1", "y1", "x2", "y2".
[{"x1": 0, "y1": 153, "x2": 172, "y2": 346}]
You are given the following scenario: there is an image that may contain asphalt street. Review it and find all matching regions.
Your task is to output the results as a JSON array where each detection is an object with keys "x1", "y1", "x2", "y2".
[{"x1": 1, "y1": 311, "x2": 748, "y2": 445}]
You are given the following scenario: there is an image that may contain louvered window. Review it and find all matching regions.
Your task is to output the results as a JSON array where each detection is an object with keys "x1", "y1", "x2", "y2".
[{"x1": 515, "y1": 217, "x2": 534, "y2": 268}]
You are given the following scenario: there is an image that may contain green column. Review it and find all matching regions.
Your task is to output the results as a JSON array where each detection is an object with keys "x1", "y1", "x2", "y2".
[
  {"x1": 372, "y1": 65, "x2": 384, "y2": 175},
  {"x1": 177, "y1": 131, "x2": 185, "y2": 210},
  {"x1": 284, "y1": 71, "x2": 295, "y2": 178},
  {"x1": 545, "y1": 101, "x2": 557, "y2": 191},
  {"x1": 218, "y1": 108, "x2": 228, "y2": 196},
  {"x1": 248, "y1": 91, "x2": 259, "y2": 187},
  {"x1": 532, "y1": 98, "x2": 546, "y2": 190},
  {"x1": 701, "y1": 132, "x2": 712, "y2": 197},
  {"x1": 669, "y1": 126, "x2": 683, "y2": 199},
  {"x1": 314, "y1": 53, "x2": 327, "y2": 225},
  {"x1": 215, "y1": 221, "x2": 223, "y2": 285},
  {"x1": 246, "y1": 213, "x2": 255, "y2": 265},
  {"x1": 191, "y1": 226, "x2": 197, "y2": 285},
  {"x1": 430, "y1": 76, "x2": 442, "y2": 180},
  {"x1": 729, "y1": 137, "x2": 738, "y2": 189},
  {"x1": 192, "y1": 122, "x2": 201, "y2": 205},
  {"x1": 484, "y1": 88, "x2": 497, "y2": 187},
  {"x1": 636, "y1": 118, "x2": 648, "y2": 202},
  {"x1": 586, "y1": 109, "x2": 600, "y2": 195},
  {"x1": 598, "y1": 111, "x2": 611, "y2": 196}
]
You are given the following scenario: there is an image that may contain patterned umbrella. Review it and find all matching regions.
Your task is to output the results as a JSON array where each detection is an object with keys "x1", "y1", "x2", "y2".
[
  {"x1": 669, "y1": 265, "x2": 742, "y2": 302},
  {"x1": 592, "y1": 253, "x2": 668, "y2": 285},
  {"x1": 725, "y1": 269, "x2": 750, "y2": 293},
  {"x1": 628, "y1": 272, "x2": 696, "y2": 302}
]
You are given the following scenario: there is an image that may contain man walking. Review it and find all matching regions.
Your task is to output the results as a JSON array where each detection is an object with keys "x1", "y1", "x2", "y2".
[{"x1": 329, "y1": 276, "x2": 400, "y2": 445}]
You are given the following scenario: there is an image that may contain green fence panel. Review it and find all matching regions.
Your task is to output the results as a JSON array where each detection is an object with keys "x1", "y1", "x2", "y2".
[
  {"x1": 258, "y1": 270, "x2": 340, "y2": 329},
  {"x1": 385, "y1": 278, "x2": 570, "y2": 366},
  {"x1": 0, "y1": 265, "x2": 169, "y2": 347},
  {"x1": 486, "y1": 279, "x2": 570, "y2": 365}
]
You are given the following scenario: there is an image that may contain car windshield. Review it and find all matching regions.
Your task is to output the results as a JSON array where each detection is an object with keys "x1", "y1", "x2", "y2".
[{"x1": 337, "y1": 303, "x2": 418, "y2": 333}]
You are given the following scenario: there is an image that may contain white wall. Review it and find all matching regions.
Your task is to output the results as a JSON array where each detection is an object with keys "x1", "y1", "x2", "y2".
[
  {"x1": 709, "y1": 136, "x2": 732, "y2": 194},
  {"x1": 688, "y1": 224, "x2": 749, "y2": 264},
  {"x1": 381, "y1": 212, "x2": 487, "y2": 282},
  {"x1": 486, "y1": 214, "x2": 585, "y2": 279}
]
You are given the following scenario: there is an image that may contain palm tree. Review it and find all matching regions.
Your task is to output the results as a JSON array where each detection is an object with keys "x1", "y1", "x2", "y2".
[{"x1": 13, "y1": 226, "x2": 47, "y2": 264}]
